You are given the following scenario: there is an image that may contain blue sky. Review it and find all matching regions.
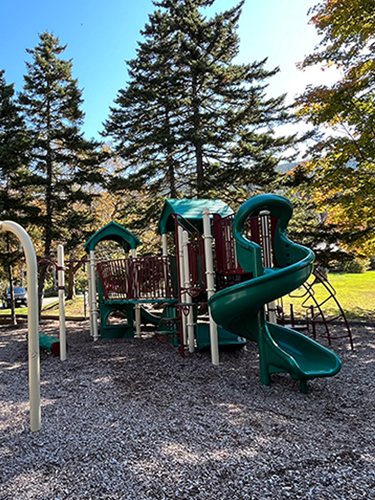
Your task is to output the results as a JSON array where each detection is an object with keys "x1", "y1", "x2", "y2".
[{"x1": 0, "y1": 0, "x2": 335, "y2": 141}]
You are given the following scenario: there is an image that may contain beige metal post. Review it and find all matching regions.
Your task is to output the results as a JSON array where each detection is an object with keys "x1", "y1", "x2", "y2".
[
  {"x1": 161, "y1": 232, "x2": 168, "y2": 298},
  {"x1": 57, "y1": 245, "x2": 66, "y2": 360},
  {"x1": 162, "y1": 233, "x2": 168, "y2": 257},
  {"x1": 0, "y1": 221, "x2": 41, "y2": 431},
  {"x1": 182, "y1": 230, "x2": 195, "y2": 353},
  {"x1": 132, "y1": 248, "x2": 141, "y2": 337},
  {"x1": 260, "y1": 210, "x2": 277, "y2": 324},
  {"x1": 178, "y1": 226, "x2": 187, "y2": 345},
  {"x1": 202, "y1": 208, "x2": 219, "y2": 366},
  {"x1": 89, "y1": 250, "x2": 99, "y2": 340}
]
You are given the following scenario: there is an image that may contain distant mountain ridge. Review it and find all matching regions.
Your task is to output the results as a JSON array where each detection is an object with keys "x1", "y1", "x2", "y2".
[{"x1": 277, "y1": 161, "x2": 301, "y2": 173}]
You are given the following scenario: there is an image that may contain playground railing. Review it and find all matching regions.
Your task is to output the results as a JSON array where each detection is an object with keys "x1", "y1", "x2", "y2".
[
  {"x1": 213, "y1": 212, "x2": 280, "y2": 274},
  {"x1": 97, "y1": 256, "x2": 177, "y2": 302},
  {"x1": 213, "y1": 213, "x2": 242, "y2": 274}
]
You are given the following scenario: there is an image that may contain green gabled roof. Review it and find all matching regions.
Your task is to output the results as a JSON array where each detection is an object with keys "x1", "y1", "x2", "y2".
[
  {"x1": 84, "y1": 221, "x2": 141, "y2": 253},
  {"x1": 157, "y1": 198, "x2": 233, "y2": 234}
]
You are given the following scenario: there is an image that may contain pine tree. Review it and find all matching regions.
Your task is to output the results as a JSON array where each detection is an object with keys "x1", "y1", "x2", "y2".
[
  {"x1": 0, "y1": 70, "x2": 33, "y2": 324},
  {"x1": 18, "y1": 32, "x2": 103, "y2": 308},
  {"x1": 104, "y1": 8, "x2": 183, "y2": 200},
  {"x1": 167, "y1": 0, "x2": 293, "y2": 197},
  {"x1": 0, "y1": 70, "x2": 32, "y2": 221},
  {"x1": 105, "y1": 0, "x2": 297, "y2": 225}
]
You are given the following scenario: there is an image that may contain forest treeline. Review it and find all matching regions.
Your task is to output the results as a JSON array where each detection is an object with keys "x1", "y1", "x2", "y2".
[{"x1": 1, "y1": 0, "x2": 374, "y2": 307}]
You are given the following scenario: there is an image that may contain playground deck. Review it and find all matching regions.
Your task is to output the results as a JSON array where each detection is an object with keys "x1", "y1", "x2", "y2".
[{"x1": 0, "y1": 319, "x2": 374, "y2": 499}]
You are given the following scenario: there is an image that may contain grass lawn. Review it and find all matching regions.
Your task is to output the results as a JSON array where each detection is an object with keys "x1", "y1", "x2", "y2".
[
  {"x1": 283, "y1": 270, "x2": 375, "y2": 323},
  {"x1": 0, "y1": 296, "x2": 86, "y2": 318},
  {"x1": 45, "y1": 296, "x2": 86, "y2": 317}
]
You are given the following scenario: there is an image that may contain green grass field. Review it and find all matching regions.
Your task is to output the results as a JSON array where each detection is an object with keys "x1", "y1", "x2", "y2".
[
  {"x1": 0, "y1": 296, "x2": 85, "y2": 318},
  {"x1": 45, "y1": 296, "x2": 85, "y2": 317},
  {"x1": 0, "y1": 305, "x2": 28, "y2": 315}
]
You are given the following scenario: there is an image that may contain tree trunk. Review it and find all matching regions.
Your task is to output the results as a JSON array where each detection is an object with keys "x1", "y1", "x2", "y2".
[
  {"x1": 167, "y1": 156, "x2": 177, "y2": 199},
  {"x1": 67, "y1": 263, "x2": 76, "y2": 301},
  {"x1": 38, "y1": 107, "x2": 53, "y2": 320},
  {"x1": 195, "y1": 143, "x2": 204, "y2": 197},
  {"x1": 192, "y1": 73, "x2": 204, "y2": 196},
  {"x1": 165, "y1": 109, "x2": 177, "y2": 198}
]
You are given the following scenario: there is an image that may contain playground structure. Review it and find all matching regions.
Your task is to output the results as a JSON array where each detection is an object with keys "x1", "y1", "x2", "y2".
[
  {"x1": 85, "y1": 194, "x2": 343, "y2": 392},
  {"x1": 0, "y1": 195, "x2": 349, "y2": 436}
]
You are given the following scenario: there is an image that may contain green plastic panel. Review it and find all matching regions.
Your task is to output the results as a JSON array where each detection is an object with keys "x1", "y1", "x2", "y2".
[{"x1": 84, "y1": 221, "x2": 141, "y2": 253}]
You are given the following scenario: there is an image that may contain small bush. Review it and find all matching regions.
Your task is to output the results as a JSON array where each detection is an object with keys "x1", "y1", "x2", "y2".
[{"x1": 342, "y1": 258, "x2": 371, "y2": 274}]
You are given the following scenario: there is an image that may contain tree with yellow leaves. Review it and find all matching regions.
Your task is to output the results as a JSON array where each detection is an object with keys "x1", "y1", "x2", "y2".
[{"x1": 295, "y1": 0, "x2": 375, "y2": 256}]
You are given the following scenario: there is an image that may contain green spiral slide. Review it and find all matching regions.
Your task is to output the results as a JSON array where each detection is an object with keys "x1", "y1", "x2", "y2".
[{"x1": 208, "y1": 194, "x2": 342, "y2": 393}]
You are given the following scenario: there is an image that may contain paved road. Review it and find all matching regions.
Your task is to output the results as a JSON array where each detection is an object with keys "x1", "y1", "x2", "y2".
[
  {"x1": 1, "y1": 296, "x2": 58, "y2": 310},
  {"x1": 42, "y1": 297, "x2": 59, "y2": 307}
]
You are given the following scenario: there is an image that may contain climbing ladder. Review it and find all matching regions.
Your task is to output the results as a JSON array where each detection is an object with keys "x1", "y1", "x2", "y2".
[{"x1": 286, "y1": 268, "x2": 354, "y2": 349}]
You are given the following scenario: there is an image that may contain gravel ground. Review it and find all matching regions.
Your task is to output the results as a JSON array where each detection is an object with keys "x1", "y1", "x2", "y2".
[{"x1": 0, "y1": 320, "x2": 374, "y2": 500}]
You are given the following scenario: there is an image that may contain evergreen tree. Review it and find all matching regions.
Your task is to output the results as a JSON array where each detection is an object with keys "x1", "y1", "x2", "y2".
[
  {"x1": 0, "y1": 69, "x2": 32, "y2": 222},
  {"x1": 0, "y1": 70, "x2": 33, "y2": 324},
  {"x1": 167, "y1": 0, "x2": 294, "y2": 197},
  {"x1": 18, "y1": 32, "x2": 103, "y2": 308},
  {"x1": 105, "y1": 0, "x2": 297, "y2": 228},
  {"x1": 104, "y1": 7, "x2": 183, "y2": 209}
]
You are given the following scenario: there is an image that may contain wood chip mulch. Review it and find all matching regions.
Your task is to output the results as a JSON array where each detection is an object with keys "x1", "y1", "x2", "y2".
[{"x1": 0, "y1": 320, "x2": 374, "y2": 499}]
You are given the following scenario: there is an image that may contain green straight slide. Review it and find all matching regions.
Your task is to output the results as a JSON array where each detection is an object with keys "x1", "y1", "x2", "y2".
[{"x1": 208, "y1": 194, "x2": 342, "y2": 393}]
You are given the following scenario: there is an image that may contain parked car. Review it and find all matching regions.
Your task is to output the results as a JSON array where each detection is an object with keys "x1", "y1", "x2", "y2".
[{"x1": 3, "y1": 287, "x2": 28, "y2": 308}]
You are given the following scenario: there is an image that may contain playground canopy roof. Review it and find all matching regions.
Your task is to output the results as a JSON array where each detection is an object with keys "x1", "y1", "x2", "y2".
[
  {"x1": 84, "y1": 221, "x2": 141, "y2": 253},
  {"x1": 157, "y1": 199, "x2": 233, "y2": 234}
]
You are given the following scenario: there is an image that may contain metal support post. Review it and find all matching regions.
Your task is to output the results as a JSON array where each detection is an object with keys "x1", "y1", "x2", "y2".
[
  {"x1": 202, "y1": 208, "x2": 219, "y2": 366},
  {"x1": 132, "y1": 248, "x2": 141, "y2": 337},
  {"x1": 182, "y1": 230, "x2": 195, "y2": 353},
  {"x1": 0, "y1": 221, "x2": 41, "y2": 431},
  {"x1": 260, "y1": 210, "x2": 277, "y2": 324},
  {"x1": 89, "y1": 250, "x2": 99, "y2": 341},
  {"x1": 162, "y1": 233, "x2": 168, "y2": 257},
  {"x1": 57, "y1": 245, "x2": 66, "y2": 360},
  {"x1": 178, "y1": 226, "x2": 187, "y2": 345}
]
